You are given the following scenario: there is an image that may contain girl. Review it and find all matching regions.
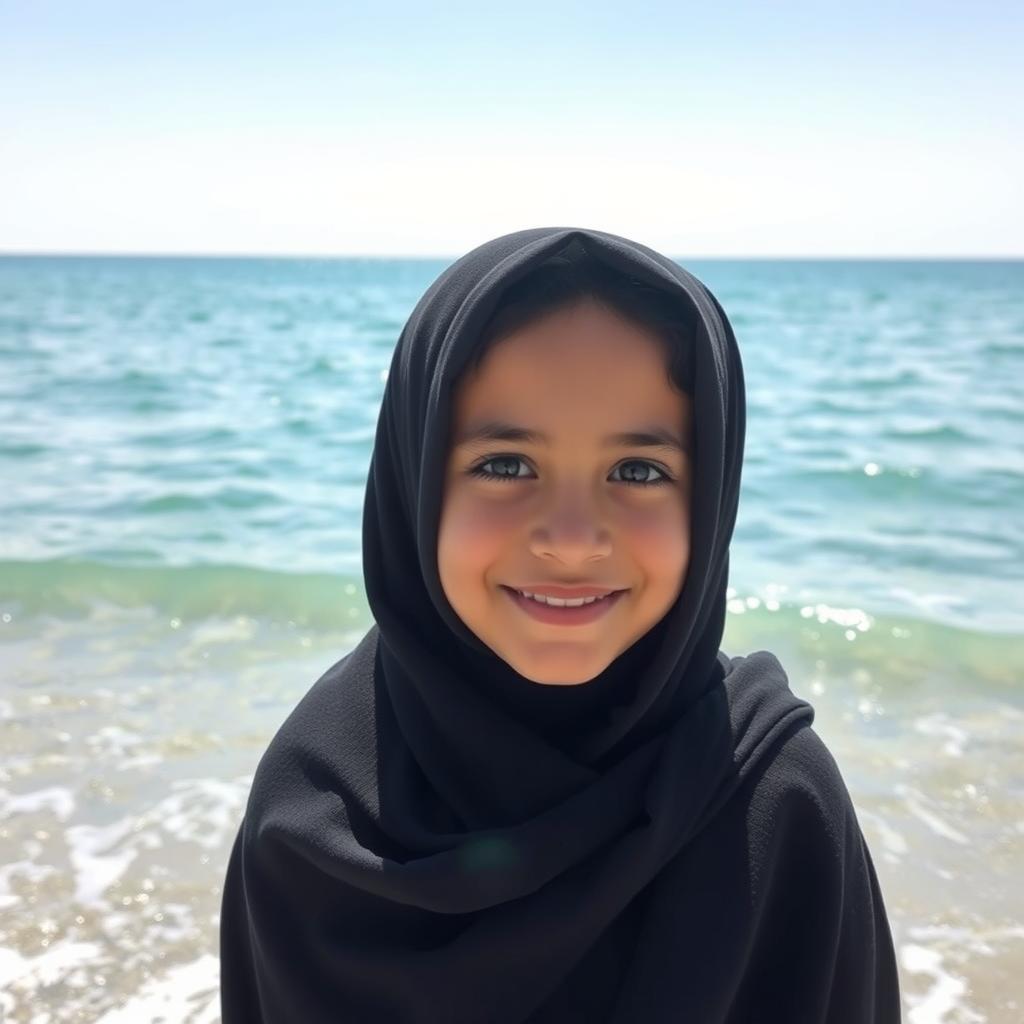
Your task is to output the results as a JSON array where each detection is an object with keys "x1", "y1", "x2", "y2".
[{"x1": 220, "y1": 226, "x2": 901, "y2": 1022}]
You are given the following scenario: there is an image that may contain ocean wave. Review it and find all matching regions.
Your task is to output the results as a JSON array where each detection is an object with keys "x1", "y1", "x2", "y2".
[{"x1": 0, "y1": 558, "x2": 364, "y2": 629}]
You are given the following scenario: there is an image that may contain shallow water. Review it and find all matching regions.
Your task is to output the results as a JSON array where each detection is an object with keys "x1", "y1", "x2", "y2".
[{"x1": 1, "y1": 255, "x2": 1022, "y2": 1022}]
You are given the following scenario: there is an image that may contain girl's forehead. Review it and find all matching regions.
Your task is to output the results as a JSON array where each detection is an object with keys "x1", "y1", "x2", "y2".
[
  {"x1": 449, "y1": 349, "x2": 693, "y2": 452},
  {"x1": 462, "y1": 305, "x2": 676, "y2": 386},
  {"x1": 459, "y1": 349, "x2": 687, "y2": 411}
]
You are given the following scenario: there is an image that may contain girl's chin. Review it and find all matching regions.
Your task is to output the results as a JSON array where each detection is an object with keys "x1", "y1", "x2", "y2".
[{"x1": 495, "y1": 648, "x2": 613, "y2": 687}]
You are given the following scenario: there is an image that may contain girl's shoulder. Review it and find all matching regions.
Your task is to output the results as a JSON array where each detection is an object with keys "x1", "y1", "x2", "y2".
[{"x1": 738, "y1": 716, "x2": 866, "y2": 870}]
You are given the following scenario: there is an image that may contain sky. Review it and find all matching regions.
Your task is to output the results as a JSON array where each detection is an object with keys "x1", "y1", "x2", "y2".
[{"x1": 1, "y1": 1, "x2": 1021, "y2": 257}]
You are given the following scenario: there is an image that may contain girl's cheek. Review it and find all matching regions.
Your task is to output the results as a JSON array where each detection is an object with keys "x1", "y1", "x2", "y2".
[
  {"x1": 439, "y1": 490, "x2": 522, "y2": 568},
  {"x1": 618, "y1": 494, "x2": 689, "y2": 535},
  {"x1": 619, "y1": 499, "x2": 691, "y2": 563},
  {"x1": 453, "y1": 488, "x2": 514, "y2": 528}
]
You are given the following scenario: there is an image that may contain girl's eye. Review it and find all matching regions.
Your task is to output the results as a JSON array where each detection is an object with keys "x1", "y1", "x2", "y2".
[
  {"x1": 467, "y1": 456, "x2": 672, "y2": 488},
  {"x1": 610, "y1": 460, "x2": 672, "y2": 487},
  {"x1": 468, "y1": 455, "x2": 532, "y2": 482}
]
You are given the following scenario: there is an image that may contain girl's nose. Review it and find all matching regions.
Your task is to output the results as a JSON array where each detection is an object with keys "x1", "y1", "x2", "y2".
[{"x1": 527, "y1": 489, "x2": 613, "y2": 563}]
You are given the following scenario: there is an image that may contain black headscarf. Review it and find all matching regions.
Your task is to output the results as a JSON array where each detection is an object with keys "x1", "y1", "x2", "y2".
[{"x1": 220, "y1": 227, "x2": 901, "y2": 1022}]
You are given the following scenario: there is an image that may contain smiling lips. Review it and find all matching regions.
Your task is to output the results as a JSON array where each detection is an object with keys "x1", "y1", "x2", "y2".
[
  {"x1": 507, "y1": 584, "x2": 625, "y2": 600},
  {"x1": 501, "y1": 584, "x2": 628, "y2": 624}
]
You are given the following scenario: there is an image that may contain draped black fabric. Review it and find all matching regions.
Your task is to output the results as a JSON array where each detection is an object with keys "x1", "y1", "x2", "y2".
[{"x1": 220, "y1": 227, "x2": 902, "y2": 1022}]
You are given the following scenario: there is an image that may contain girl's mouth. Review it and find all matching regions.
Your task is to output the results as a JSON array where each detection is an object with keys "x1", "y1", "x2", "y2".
[{"x1": 500, "y1": 585, "x2": 628, "y2": 625}]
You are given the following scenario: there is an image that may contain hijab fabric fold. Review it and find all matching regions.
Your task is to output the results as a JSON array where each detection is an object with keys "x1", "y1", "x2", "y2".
[{"x1": 220, "y1": 227, "x2": 901, "y2": 1022}]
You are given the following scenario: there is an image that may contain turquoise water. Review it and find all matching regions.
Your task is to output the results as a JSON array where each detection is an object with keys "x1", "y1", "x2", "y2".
[
  {"x1": 1, "y1": 255, "x2": 1023, "y2": 1022},
  {"x1": 2, "y1": 256, "x2": 1022, "y2": 632}
]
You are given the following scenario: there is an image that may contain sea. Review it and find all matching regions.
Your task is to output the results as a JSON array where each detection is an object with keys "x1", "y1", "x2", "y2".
[{"x1": 1, "y1": 254, "x2": 1022, "y2": 1023}]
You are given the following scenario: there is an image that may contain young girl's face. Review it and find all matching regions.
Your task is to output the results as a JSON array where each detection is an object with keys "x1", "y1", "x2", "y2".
[{"x1": 439, "y1": 298, "x2": 693, "y2": 685}]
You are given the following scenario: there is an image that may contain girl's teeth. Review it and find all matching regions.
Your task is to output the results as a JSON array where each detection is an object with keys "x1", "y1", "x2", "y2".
[{"x1": 518, "y1": 590, "x2": 605, "y2": 607}]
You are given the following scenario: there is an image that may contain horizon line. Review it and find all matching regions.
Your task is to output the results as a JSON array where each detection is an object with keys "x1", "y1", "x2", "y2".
[{"x1": 2, "y1": 249, "x2": 1022, "y2": 262}]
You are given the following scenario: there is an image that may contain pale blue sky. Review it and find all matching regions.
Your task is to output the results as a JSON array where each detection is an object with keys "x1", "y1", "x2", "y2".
[{"x1": 2, "y1": 1, "x2": 1021, "y2": 256}]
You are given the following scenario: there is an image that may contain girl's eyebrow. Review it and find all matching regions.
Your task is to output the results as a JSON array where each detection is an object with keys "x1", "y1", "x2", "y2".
[{"x1": 456, "y1": 420, "x2": 690, "y2": 454}]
